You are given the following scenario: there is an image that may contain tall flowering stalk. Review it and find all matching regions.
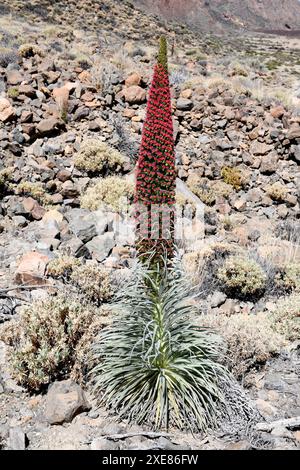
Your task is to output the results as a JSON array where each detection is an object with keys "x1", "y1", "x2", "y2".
[{"x1": 135, "y1": 36, "x2": 176, "y2": 260}]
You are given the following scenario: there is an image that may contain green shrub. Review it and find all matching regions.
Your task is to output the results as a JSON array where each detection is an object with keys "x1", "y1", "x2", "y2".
[
  {"x1": 221, "y1": 167, "x2": 245, "y2": 191},
  {"x1": 74, "y1": 139, "x2": 125, "y2": 174},
  {"x1": 217, "y1": 255, "x2": 267, "y2": 298},
  {"x1": 7, "y1": 87, "x2": 19, "y2": 99},
  {"x1": 80, "y1": 176, "x2": 134, "y2": 212},
  {"x1": 91, "y1": 259, "x2": 230, "y2": 431},
  {"x1": 0, "y1": 294, "x2": 103, "y2": 391}
]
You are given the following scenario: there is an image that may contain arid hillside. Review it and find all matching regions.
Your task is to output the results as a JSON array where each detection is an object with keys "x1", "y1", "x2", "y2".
[{"x1": 134, "y1": 0, "x2": 300, "y2": 32}]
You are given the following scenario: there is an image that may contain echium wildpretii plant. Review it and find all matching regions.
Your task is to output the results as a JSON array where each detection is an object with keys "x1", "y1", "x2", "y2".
[
  {"x1": 135, "y1": 36, "x2": 176, "y2": 260},
  {"x1": 91, "y1": 256, "x2": 229, "y2": 431}
]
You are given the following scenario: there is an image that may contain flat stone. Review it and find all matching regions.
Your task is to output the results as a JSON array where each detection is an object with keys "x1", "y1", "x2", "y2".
[
  {"x1": 6, "y1": 69, "x2": 23, "y2": 85},
  {"x1": 91, "y1": 438, "x2": 119, "y2": 450},
  {"x1": 250, "y1": 141, "x2": 272, "y2": 155},
  {"x1": 260, "y1": 152, "x2": 278, "y2": 174},
  {"x1": 66, "y1": 209, "x2": 97, "y2": 243},
  {"x1": 270, "y1": 106, "x2": 285, "y2": 119}
]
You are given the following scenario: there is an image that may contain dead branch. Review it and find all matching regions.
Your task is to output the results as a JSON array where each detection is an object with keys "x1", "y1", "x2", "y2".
[
  {"x1": 256, "y1": 416, "x2": 300, "y2": 432},
  {"x1": 102, "y1": 431, "x2": 171, "y2": 441}
]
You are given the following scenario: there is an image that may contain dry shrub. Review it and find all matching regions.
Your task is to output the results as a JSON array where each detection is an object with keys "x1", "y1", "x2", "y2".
[
  {"x1": 80, "y1": 176, "x2": 134, "y2": 212},
  {"x1": 46, "y1": 255, "x2": 80, "y2": 279},
  {"x1": 201, "y1": 312, "x2": 285, "y2": 378},
  {"x1": 275, "y1": 263, "x2": 300, "y2": 293},
  {"x1": 221, "y1": 167, "x2": 246, "y2": 191},
  {"x1": 265, "y1": 182, "x2": 288, "y2": 202},
  {"x1": 19, "y1": 43, "x2": 44, "y2": 58},
  {"x1": 268, "y1": 294, "x2": 300, "y2": 342},
  {"x1": 0, "y1": 294, "x2": 107, "y2": 391},
  {"x1": 217, "y1": 255, "x2": 267, "y2": 298},
  {"x1": 70, "y1": 262, "x2": 113, "y2": 304},
  {"x1": 74, "y1": 139, "x2": 125, "y2": 175}
]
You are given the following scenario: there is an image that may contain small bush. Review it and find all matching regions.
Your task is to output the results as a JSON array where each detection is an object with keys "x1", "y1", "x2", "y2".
[
  {"x1": 202, "y1": 312, "x2": 284, "y2": 378},
  {"x1": 221, "y1": 167, "x2": 245, "y2": 191},
  {"x1": 46, "y1": 255, "x2": 80, "y2": 279},
  {"x1": 7, "y1": 87, "x2": 19, "y2": 99},
  {"x1": 0, "y1": 168, "x2": 13, "y2": 196},
  {"x1": 19, "y1": 43, "x2": 44, "y2": 58},
  {"x1": 13, "y1": 181, "x2": 51, "y2": 205},
  {"x1": 0, "y1": 294, "x2": 103, "y2": 391},
  {"x1": 265, "y1": 182, "x2": 287, "y2": 202},
  {"x1": 187, "y1": 175, "x2": 216, "y2": 205},
  {"x1": 275, "y1": 263, "x2": 300, "y2": 293},
  {"x1": 231, "y1": 62, "x2": 248, "y2": 77},
  {"x1": 0, "y1": 48, "x2": 19, "y2": 67},
  {"x1": 269, "y1": 294, "x2": 300, "y2": 341},
  {"x1": 211, "y1": 180, "x2": 233, "y2": 198},
  {"x1": 74, "y1": 139, "x2": 125, "y2": 175},
  {"x1": 80, "y1": 176, "x2": 134, "y2": 212},
  {"x1": 217, "y1": 255, "x2": 267, "y2": 298},
  {"x1": 70, "y1": 262, "x2": 112, "y2": 304}
]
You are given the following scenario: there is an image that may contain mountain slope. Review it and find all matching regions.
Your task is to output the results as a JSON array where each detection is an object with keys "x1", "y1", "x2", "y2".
[{"x1": 133, "y1": 0, "x2": 300, "y2": 32}]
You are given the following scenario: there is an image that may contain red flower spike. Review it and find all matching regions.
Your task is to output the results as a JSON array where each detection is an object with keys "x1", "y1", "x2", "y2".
[{"x1": 135, "y1": 37, "x2": 176, "y2": 262}]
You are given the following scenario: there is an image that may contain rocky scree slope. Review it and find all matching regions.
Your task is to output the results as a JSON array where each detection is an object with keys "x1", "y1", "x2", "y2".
[{"x1": 0, "y1": 0, "x2": 300, "y2": 452}]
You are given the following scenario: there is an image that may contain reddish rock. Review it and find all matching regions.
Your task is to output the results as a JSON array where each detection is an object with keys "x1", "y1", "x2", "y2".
[
  {"x1": 122, "y1": 85, "x2": 146, "y2": 104},
  {"x1": 15, "y1": 252, "x2": 50, "y2": 285},
  {"x1": 53, "y1": 86, "x2": 69, "y2": 111},
  {"x1": 45, "y1": 380, "x2": 90, "y2": 425},
  {"x1": 260, "y1": 152, "x2": 278, "y2": 174},
  {"x1": 57, "y1": 169, "x2": 72, "y2": 182},
  {"x1": 123, "y1": 108, "x2": 136, "y2": 118},
  {"x1": 286, "y1": 123, "x2": 300, "y2": 140},
  {"x1": 250, "y1": 141, "x2": 272, "y2": 155},
  {"x1": 78, "y1": 70, "x2": 91, "y2": 83},
  {"x1": 60, "y1": 181, "x2": 79, "y2": 198},
  {"x1": 18, "y1": 84, "x2": 35, "y2": 97},
  {"x1": 0, "y1": 97, "x2": 15, "y2": 122},
  {"x1": 36, "y1": 117, "x2": 62, "y2": 135},
  {"x1": 181, "y1": 88, "x2": 192, "y2": 99},
  {"x1": 23, "y1": 197, "x2": 45, "y2": 220},
  {"x1": 20, "y1": 110, "x2": 33, "y2": 123},
  {"x1": 125, "y1": 72, "x2": 142, "y2": 87},
  {"x1": 270, "y1": 105, "x2": 285, "y2": 119},
  {"x1": 81, "y1": 91, "x2": 94, "y2": 102}
]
